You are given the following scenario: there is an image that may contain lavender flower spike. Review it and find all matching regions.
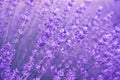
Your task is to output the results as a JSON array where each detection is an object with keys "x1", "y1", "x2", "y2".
[{"x1": 0, "y1": 0, "x2": 120, "y2": 80}]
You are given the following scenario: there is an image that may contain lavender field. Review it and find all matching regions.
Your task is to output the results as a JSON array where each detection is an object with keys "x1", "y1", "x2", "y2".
[{"x1": 0, "y1": 0, "x2": 120, "y2": 80}]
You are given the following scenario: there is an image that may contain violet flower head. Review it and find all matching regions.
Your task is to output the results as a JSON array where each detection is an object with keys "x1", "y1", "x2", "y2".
[{"x1": 0, "y1": 0, "x2": 120, "y2": 80}]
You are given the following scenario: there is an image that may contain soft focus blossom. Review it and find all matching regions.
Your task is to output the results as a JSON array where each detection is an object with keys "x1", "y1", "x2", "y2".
[{"x1": 0, "y1": 0, "x2": 120, "y2": 80}]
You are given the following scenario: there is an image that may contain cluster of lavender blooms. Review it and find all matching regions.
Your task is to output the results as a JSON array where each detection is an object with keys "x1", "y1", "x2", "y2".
[{"x1": 0, "y1": 0, "x2": 120, "y2": 80}]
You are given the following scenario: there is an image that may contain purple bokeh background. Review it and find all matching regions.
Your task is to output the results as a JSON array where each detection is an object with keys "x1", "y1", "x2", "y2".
[{"x1": 0, "y1": 0, "x2": 120, "y2": 80}]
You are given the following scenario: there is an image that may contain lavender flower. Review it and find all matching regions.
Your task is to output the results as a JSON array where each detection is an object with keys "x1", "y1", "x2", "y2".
[{"x1": 0, "y1": 0, "x2": 120, "y2": 80}]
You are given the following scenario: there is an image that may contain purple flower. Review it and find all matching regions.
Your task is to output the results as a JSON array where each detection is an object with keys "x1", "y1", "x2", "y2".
[{"x1": 0, "y1": 0, "x2": 120, "y2": 80}]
